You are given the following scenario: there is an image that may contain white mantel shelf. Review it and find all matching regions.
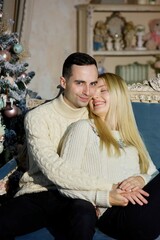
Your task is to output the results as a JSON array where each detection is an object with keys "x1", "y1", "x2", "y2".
[
  {"x1": 76, "y1": 4, "x2": 160, "y2": 12},
  {"x1": 92, "y1": 50, "x2": 160, "y2": 56}
]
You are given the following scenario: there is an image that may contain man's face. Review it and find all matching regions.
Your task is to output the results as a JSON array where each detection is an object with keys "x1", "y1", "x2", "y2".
[{"x1": 60, "y1": 64, "x2": 98, "y2": 108}]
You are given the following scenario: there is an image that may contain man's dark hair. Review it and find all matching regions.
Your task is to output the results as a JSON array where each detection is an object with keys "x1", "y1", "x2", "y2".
[{"x1": 62, "y1": 52, "x2": 97, "y2": 79}]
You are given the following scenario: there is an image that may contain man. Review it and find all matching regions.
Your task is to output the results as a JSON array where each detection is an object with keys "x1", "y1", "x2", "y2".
[{"x1": 0, "y1": 52, "x2": 101, "y2": 240}]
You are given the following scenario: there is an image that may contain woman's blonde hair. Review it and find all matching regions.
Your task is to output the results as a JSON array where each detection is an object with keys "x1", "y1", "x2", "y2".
[{"x1": 89, "y1": 72, "x2": 149, "y2": 173}]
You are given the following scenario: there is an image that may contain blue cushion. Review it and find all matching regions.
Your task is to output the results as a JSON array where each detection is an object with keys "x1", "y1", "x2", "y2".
[
  {"x1": 16, "y1": 228, "x2": 55, "y2": 240},
  {"x1": 132, "y1": 102, "x2": 160, "y2": 169},
  {"x1": 93, "y1": 229, "x2": 114, "y2": 240},
  {"x1": 16, "y1": 228, "x2": 114, "y2": 240},
  {"x1": 0, "y1": 158, "x2": 17, "y2": 180}
]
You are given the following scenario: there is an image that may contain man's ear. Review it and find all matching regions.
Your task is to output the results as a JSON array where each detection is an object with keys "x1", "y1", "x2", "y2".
[{"x1": 60, "y1": 77, "x2": 66, "y2": 89}]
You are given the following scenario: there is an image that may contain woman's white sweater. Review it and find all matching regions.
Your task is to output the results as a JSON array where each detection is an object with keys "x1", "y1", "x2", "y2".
[{"x1": 58, "y1": 119, "x2": 157, "y2": 214}]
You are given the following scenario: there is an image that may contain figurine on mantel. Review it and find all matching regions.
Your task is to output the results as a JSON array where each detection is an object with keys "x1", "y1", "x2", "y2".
[
  {"x1": 143, "y1": 18, "x2": 160, "y2": 50},
  {"x1": 105, "y1": 12, "x2": 126, "y2": 51},
  {"x1": 93, "y1": 20, "x2": 107, "y2": 51},
  {"x1": 124, "y1": 21, "x2": 136, "y2": 50},
  {"x1": 106, "y1": 35, "x2": 113, "y2": 51},
  {"x1": 135, "y1": 25, "x2": 146, "y2": 50},
  {"x1": 114, "y1": 33, "x2": 123, "y2": 51}
]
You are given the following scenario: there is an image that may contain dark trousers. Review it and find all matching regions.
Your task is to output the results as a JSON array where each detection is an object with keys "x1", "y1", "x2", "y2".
[
  {"x1": 0, "y1": 189, "x2": 97, "y2": 240},
  {"x1": 97, "y1": 172, "x2": 160, "y2": 240}
]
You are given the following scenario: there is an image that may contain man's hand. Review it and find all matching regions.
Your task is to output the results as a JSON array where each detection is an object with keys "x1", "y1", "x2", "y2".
[{"x1": 0, "y1": 180, "x2": 8, "y2": 195}]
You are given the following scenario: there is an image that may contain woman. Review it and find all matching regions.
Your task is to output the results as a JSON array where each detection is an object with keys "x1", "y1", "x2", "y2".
[{"x1": 57, "y1": 73, "x2": 159, "y2": 240}]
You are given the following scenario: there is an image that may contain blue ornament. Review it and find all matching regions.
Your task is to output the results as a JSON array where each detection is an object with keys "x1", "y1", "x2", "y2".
[{"x1": 13, "y1": 43, "x2": 23, "y2": 54}]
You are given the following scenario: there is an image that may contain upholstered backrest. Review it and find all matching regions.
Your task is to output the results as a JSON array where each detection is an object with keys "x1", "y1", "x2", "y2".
[
  {"x1": 132, "y1": 102, "x2": 160, "y2": 170},
  {"x1": 129, "y1": 75, "x2": 160, "y2": 170}
]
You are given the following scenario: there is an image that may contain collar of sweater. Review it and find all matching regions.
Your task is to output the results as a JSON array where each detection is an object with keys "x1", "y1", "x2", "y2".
[{"x1": 53, "y1": 94, "x2": 88, "y2": 119}]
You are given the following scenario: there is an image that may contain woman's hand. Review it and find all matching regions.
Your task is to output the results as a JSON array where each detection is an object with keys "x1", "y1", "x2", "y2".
[
  {"x1": 110, "y1": 182, "x2": 149, "y2": 206},
  {"x1": 117, "y1": 176, "x2": 145, "y2": 192},
  {"x1": 121, "y1": 188, "x2": 149, "y2": 206},
  {"x1": 109, "y1": 188, "x2": 129, "y2": 207}
]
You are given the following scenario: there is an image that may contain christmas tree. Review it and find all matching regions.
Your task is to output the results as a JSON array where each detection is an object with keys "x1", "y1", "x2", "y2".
[{"x1": 0, "y1": 13, "x2": 39, "y2": 169}]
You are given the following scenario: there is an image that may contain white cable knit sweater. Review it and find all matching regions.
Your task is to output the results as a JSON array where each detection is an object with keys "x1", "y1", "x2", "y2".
[
  {"x1": 58, "y1": 119, "x2": 157, "y2": 215},
  {"x1": 16, "y1": 95, "x2": 114, "y2": 197}
]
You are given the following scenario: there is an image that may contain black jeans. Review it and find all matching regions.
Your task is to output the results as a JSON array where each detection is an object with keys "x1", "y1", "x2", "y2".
[
  {"x1": 0, "y1": 189, "x2": 97, "y2": 240},
  {"x1": 97, "y1": 172, "x2": 160, "y2": 240}
]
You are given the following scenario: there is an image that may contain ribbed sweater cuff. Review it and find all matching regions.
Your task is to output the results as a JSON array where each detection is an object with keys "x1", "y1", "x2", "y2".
[{"x1": 95, "y1": 185, "x2": 112, "y2": 208}]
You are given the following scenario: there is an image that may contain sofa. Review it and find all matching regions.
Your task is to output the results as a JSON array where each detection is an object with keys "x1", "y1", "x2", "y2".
[{"x1": 0, "y1": 80, "x2": 160, "y2": 240}]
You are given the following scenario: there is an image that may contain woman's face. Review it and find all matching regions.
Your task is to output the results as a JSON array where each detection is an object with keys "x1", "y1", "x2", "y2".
[{"x1": 89, "y1": 78, "x2": 110, "y2": 120}]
